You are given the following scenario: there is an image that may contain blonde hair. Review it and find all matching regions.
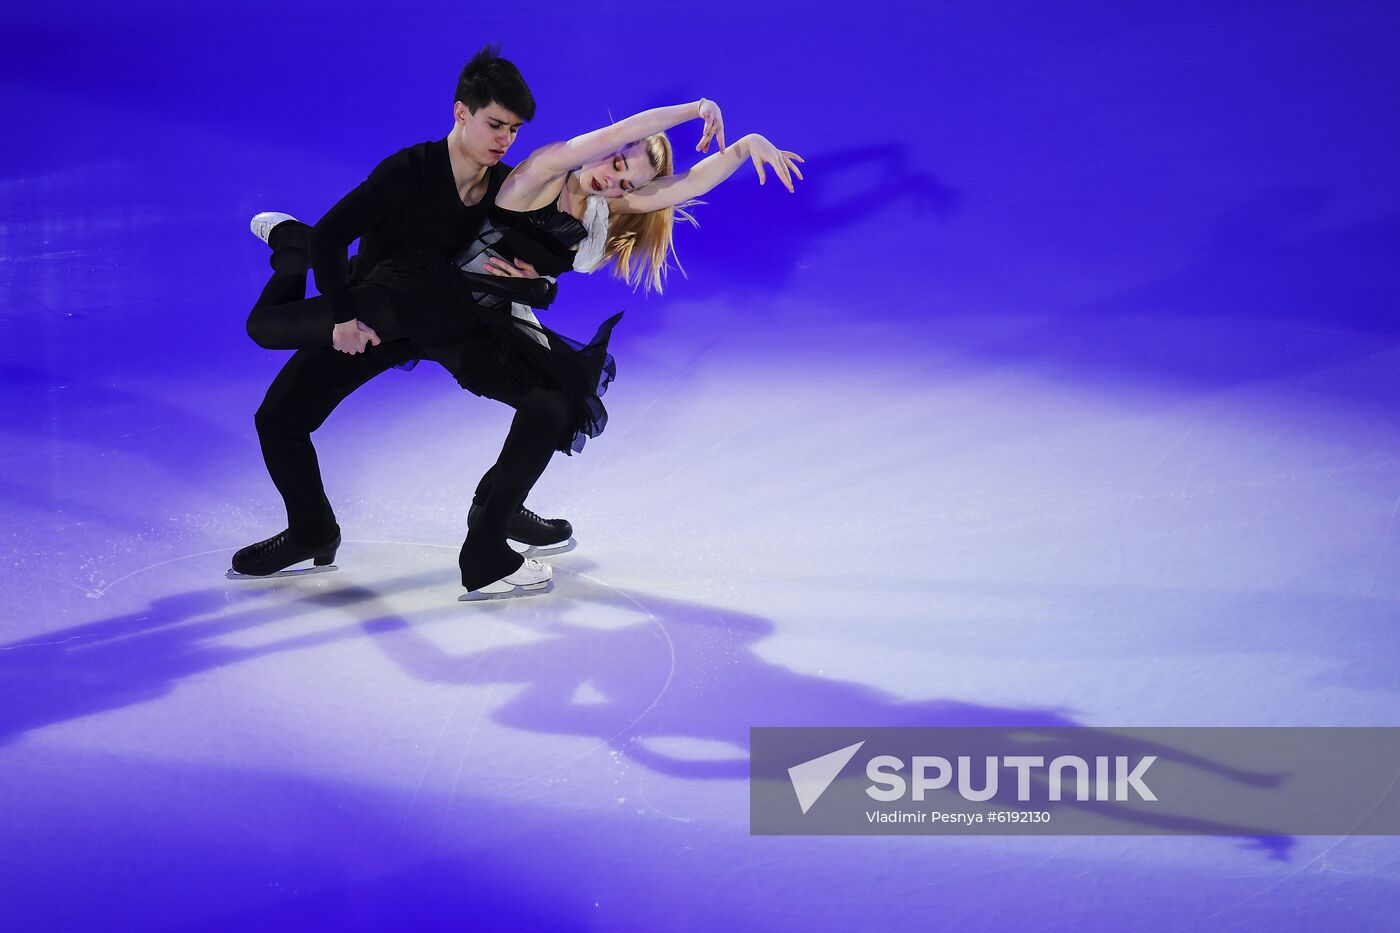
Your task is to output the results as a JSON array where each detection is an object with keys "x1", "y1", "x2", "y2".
[{"x1": 602, "y1": 132, "x2": 699, "y2": 294}]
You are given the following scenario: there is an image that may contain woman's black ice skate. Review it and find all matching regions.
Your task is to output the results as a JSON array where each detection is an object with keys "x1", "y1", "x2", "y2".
[
  {"x1": 468, "y1": 503, "x2": 576, "y2": 557},
  {"x1": 227, "y1": 529, "x2": 340, "y2": 579}
]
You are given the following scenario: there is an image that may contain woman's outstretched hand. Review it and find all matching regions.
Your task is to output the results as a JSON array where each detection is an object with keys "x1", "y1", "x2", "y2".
[
  {"x1": 331, "y1": 319, "x2": 381, "y2": 354},
  {"x1": 743, "y1": 135, "x2": 805, "y2": 192},
  {"x1": 697, "y1": 98, "x2": 726, "y2": 154}
]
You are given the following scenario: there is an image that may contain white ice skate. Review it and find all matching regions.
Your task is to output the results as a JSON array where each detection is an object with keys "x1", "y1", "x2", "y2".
[
  {"x1": 459, "y1": 557, "x2": 554, "y2": 602},
  {"x1": 250, "y1": 211, "x2": 298, "y2": 244}
]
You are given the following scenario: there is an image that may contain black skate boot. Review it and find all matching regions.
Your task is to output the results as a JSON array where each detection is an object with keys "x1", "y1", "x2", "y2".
[
  {"x1": 468, "y1": 502, "x2": 575, "y2": 557},
  {"x1": 228, "y1": 529, "x2": 341, "y2": 579}
]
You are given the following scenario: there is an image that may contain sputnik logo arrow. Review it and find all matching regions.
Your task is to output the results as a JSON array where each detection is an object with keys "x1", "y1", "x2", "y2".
[{"x1": 788, "y1": 741, "x2": 865, "y2": 814}]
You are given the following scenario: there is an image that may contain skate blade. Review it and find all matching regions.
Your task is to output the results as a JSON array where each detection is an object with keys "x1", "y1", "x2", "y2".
[
  {"x1": 458, "y1": 579, "x2": 554, "y2": 602},
  {"x1": 225, "y1": 564, "x2": 338, "y2": 581},
  {"x1": 510, "y1": 537, "x2": 577, "y2": 558}
]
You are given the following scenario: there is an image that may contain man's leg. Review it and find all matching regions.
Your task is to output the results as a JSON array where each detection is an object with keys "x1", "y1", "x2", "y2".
[
  {"x1": 232, "y1": 215, "x2": 416, "y2": 575},
  {"x1": 253, "y1": 345, "x2": 406, "y2": 549}
]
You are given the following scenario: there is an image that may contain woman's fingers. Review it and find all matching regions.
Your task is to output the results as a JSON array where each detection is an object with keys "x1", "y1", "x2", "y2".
[
  {"x1": 750, "y1": 145, "x2": 795, "y2": 191},
  {"x1": 697, "y1": 98, "x2": 724, "y2": 152},
  {"x1": 773, "y1": 157, "x2": 794, "y2": 192},
  {"x1": 781, "y1": 151, "x2": 805, "y2": 179},
  {"x1": 754, "y1": 143, "x2": 802, "y2": 190},
  {"x1": 701, "y1": 116, "x2": 724, "y2": 152}
]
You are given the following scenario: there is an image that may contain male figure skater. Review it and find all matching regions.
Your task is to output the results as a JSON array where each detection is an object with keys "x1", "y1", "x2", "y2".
[{"x1": 232, "y1": 46, "x2": 572, "y2": 581}]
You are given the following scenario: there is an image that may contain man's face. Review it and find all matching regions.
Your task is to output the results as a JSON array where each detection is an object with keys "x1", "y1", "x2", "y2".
[{"x1": 456, "y1": 102, "x2": 525, "y2": 165}]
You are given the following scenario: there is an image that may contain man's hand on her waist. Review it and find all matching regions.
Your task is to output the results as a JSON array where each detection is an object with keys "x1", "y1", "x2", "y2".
[
  {"x1": 332, "y1": 319, "x2": 381, "y2": 354},
  {"x1": 483, "y1": 257, "x2": 540, "y2": 278}
]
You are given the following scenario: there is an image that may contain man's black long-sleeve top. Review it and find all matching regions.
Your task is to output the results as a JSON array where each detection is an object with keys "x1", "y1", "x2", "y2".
[{"x1": 310, "y1": 138, "x2": 512, "y2": 324}]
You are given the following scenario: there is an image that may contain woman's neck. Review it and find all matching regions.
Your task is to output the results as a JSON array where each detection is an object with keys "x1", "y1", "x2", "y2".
[{"x1": 558, "y1": 172, "x2": 589, "y2": 220}]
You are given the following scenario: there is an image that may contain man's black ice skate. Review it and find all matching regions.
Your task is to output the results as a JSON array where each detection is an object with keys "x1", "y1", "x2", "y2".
[
  {"x1": 227, "y1": 529, "x2": 341, "y2": 579},
  {"x1": 468, "y1": 503, "x2": 575, "y2": 557}
]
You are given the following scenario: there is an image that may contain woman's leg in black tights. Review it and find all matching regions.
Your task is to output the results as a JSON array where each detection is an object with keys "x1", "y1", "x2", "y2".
[
  {"x1": 246, "y1": 221, "x2": 402, "y2": 350},
  {"x1": 458, "y1": 389, "x2": 571, "y2": 589}
]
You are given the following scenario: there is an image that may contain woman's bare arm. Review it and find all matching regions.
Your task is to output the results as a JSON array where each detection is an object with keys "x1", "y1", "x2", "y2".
[
  {"x1": 499, "y1": 99, "x2": 724, "y2": 209},
  {"x1": 611, "y1": 134, "x2": 804, "y2": 215}
]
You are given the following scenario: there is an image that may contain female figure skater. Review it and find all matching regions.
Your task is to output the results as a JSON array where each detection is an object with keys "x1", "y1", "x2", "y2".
[{"x1": 244, "y1": 97, "x2": 803, "y2": 600}]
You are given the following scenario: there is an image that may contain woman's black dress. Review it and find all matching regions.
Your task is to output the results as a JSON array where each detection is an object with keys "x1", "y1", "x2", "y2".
[{"x1": 363, "y1": 202, "x2": 621, "y2": 454}]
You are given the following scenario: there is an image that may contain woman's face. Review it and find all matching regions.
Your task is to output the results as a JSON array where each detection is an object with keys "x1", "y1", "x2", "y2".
[{"x1": 576, "y1": 141, "x2": 656, "y2": 198}]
